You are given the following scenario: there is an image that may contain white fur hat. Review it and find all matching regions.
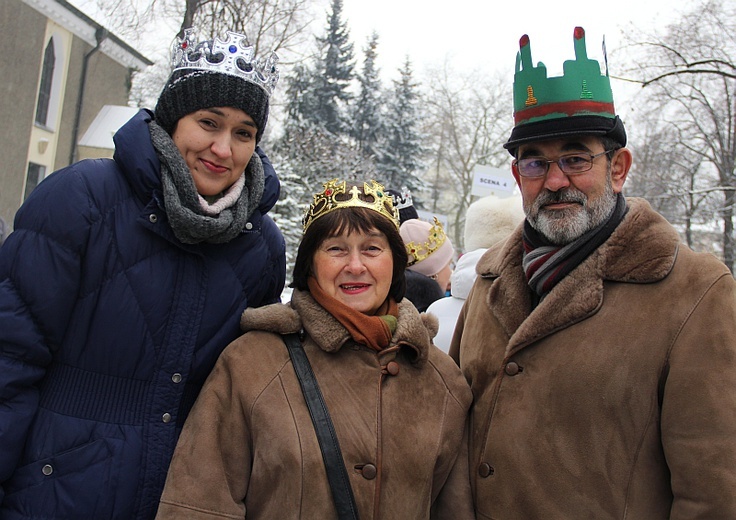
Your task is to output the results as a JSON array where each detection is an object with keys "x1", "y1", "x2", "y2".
[{"x1": 463, "y1": 195, "x2": 525, "y2": 251}]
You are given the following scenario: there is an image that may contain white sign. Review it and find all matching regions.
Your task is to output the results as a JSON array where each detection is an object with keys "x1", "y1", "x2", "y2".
[{"x1": 472, "y1": 165, "x2": 517, "y2": 198}]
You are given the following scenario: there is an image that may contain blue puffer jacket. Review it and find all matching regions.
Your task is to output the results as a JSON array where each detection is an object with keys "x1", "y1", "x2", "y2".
[{"x1": 0, "y1": 109, "x2": 286, "y2": 519}]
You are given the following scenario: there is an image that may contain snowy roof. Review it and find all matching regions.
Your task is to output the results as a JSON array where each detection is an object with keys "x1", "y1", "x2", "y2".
[{"x1": 79, "y1": 105, "x2": 139, "y2": 149}]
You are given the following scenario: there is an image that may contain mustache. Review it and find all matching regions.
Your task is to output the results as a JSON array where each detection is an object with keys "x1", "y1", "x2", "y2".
[{"x1": 534, "y1": 189, "x2": 587, "y2": 208}]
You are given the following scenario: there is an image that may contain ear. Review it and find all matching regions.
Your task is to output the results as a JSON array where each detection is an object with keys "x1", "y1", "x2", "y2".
[{"x1": 610, "y1": 148, "x2": 632, "y2": 193}]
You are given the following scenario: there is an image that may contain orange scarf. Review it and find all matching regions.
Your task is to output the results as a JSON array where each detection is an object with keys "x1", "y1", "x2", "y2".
[{"x1": 307, "y1": 277, "x2": 398, "y2": 351}]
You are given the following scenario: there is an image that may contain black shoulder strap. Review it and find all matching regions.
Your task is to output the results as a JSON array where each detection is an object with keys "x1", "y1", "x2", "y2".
[{"x1": 282, "y1": 333, "x2": 360, "y2": 520}]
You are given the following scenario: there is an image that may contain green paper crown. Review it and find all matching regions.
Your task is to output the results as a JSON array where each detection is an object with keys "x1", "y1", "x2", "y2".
[{"x1": 512, "y1": 27, "x2": 616, "y2": 126}]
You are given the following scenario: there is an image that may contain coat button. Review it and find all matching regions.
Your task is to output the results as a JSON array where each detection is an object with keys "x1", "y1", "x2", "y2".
[
  {"x1": 386, "y1": 361, "x2": 400, "y2": 376},
  {"x1": 478, "y1": 463, "x2": 494, "y2": 478},
  {"x1": 149, "y1": 214, "x2": 158, "y2": 223},
  {"x1": 42, "y1": 464, "x2": 53, "y2": 476},
  {"x1": 361, "y1": 464, "x2": 377, "y2": 480},
  {"x1": 171, "y1": 373, "x2": 182, "y2": 383},
  {"x1": 245, "y1": 222, "x2": 253, "y2": 230},
  {"x1": 162, "y1": 412, "x2": 172, "y2": 423},
  {"x1": 505, "y1": 362, "x2": 520, "y2": 376}
]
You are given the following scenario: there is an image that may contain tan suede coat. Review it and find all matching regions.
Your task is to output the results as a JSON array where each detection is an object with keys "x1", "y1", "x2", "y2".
[
  {"x1": 157, "y1": 290, "x2": 474, "y2": 519},
  {"x1": 450, "y1": 197, "x2": 736, "y2": 519}
]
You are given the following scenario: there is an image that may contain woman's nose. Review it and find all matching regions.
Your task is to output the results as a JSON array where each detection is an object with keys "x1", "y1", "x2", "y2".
[
  {"x1": 210, "y1": 133, "x2": 233, "y2": 158},
  {"x1": 344, "y1": 251, "x2": 366, "y2": 272}
]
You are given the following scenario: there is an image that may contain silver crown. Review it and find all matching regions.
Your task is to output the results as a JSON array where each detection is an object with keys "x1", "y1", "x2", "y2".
[
  {"x1": 391, "y1": 186, "x2": 414, "y2": 210},
  {"x1": 171, "y1": 28, "x2": 279, "y2": 96}
]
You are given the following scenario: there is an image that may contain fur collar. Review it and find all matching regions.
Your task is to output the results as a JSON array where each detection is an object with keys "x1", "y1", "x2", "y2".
[
  {"x1": 241, "y1": 289, "x2": 438, "y2": 365},
  {"x1": 474, "y1": 197, "x2": 680, "y2": 356}
]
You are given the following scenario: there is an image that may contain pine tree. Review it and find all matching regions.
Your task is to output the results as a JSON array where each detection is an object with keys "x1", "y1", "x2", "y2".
[
  {"x1": 293, "y1": 0, "x2": 355, "y2": 135},
  {"x1": 377, "y1": 57, "x2": 426, "y2": 196},
  {"x1": 270, "y1": 165, "x2": 310, "y2": 275},
  {"x1": 352, "y1": 32, "x2": 384, "y2": 158},
  {"x1": 273, "y1": 0, "x2": 370, "y2": 265},
  {"x1": 283, "y1": 62, "x2": 318, "y2": 128},
  {"x1": 271, "y1": 123, "x2": 379, "y2": 269},
  {"x1": 316, "y1": 0, "x2": 355, "y2": 135}
]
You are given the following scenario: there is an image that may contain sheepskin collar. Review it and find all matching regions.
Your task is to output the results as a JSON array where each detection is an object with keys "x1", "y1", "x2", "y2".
[
  {"x1": 241, "y1": 289, "x2": 438, "y2": 365},
  {"x1": 475, "y1": 197, "x2": 681, "y2": 356}
]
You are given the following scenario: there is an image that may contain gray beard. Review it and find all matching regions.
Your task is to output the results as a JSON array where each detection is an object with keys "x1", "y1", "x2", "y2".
[{"x1": 525, "y1": 174, "x2": 616, "y2": 245}]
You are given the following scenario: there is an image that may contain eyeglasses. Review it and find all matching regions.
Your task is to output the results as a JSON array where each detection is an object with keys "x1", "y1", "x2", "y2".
[{"x1": 513, "y1": 150, "x2": 614, "y2": 178}]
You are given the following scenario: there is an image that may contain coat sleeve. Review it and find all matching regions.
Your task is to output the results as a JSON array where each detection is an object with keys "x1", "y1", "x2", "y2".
[
  {"x1": 0, "y1": 165, "x2": 94, "y2": 500},
  {"x1": 430, "y1": 417, "x2": 475, "y2": 520},
  {"x1": 663, "y1": 272, "x2": 736, "y2": 518},
  {"x1": 156, "y1": 342, "x2": 253, "y2": 519},
  {"x1": 254, "y1": 146, "x2": 286, "y2": 305},
  {"x1": 260, "y1": 214, "x2": 286, "y2": 305},
  {"x1": 256, "y1": 146, "x2": 280, "y2": 214}
]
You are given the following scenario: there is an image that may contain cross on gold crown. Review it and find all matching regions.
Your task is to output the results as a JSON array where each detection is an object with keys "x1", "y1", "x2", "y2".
[{"x1": 302, "y1": 179, "x2": 400, "y2": 233}]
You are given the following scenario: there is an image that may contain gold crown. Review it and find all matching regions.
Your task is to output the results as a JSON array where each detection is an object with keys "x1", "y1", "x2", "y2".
[
  {"x1": 405, "y1": 217, "x2": 447, "y2": 267},
  {"x1": 302, "y1": 179, "x2": 400, "y2": 233}
]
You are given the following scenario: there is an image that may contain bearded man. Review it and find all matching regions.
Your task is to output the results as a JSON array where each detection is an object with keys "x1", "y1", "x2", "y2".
[{"x1": 450, "y1": 27, "x2": 736, "y2": 519}]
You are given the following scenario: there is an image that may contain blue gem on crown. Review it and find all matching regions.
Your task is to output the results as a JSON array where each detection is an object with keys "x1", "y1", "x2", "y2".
[{"x1": 170, "y1": 27, "x2": 280, "y2": 96}]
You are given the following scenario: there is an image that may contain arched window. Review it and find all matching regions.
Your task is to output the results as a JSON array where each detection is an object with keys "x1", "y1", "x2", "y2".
[{"x1": 35, "y1": 38, "x2": 55, "y2": 126}]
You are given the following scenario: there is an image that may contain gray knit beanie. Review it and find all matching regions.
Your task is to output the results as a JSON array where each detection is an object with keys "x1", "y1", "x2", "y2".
[
  {"x1": 155, "y1": 70, "x2": 270, "y2": 142},
  {"x1": 154, "y1": 29, "x2": 278, "y2": 143}
]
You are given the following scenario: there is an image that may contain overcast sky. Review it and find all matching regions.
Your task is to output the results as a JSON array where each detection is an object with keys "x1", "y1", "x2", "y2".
[
  {"x1": 71, "y1": 0, "x2": 692, "y2": 76},
  {"x1": 70, "y1": 0, "x2": 693, "y2": 78},
  {"x1": 69, "y1": 0, "x2": 695, "y2": 114},
  {"x1": 341, "y1": 0, "x2": 689, "y2": 76},
  {"x1": 339, "y1": 0, "x2": 695, "y2": 116}
]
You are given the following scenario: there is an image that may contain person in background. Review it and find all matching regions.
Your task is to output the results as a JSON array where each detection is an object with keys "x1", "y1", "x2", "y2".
[
  {"x1": 400, "y1": 217, "x2": 454, "y2": 312},
  {"x1": 156, "y1": 179, "x2": 473, "y2": 519},
  {"x1": 387, "y1": 187, "x2": 447, "y2": 312},
  {"x1": 387, "y1": 186, "x2": 419, "y2": 223},
  {"x1": 0, "y1": 28, "x2": 285, "y2": 519},
  {"x1": 427, "y1": 195, "x2": 524, "y2": 353},
  {"x1": 450, "y1": 26, "x2": 736, "y2": 518}
]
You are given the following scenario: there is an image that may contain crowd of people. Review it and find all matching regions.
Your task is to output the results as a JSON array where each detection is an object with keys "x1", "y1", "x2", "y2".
[{"x1": 1, "y1": 24, "x2": 735, "y2": 520}]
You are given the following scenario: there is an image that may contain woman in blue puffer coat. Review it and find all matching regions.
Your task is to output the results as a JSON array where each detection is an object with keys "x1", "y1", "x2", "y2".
[{"x1": 0, "y1": 27, "x2": 285, "y2": 519}]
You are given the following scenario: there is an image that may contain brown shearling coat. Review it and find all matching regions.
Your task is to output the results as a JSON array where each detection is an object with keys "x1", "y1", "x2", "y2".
[
  {"x1": 157, "y1": 290, "x2": 474, "y2": 519},
  {"x1": 450, "y1": 197, "x2": 736, "y2": 519}
]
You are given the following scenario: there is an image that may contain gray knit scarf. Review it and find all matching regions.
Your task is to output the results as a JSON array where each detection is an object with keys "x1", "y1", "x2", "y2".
[{"x1": 148, "y1": 120, "x2": 265, "y2": 244}]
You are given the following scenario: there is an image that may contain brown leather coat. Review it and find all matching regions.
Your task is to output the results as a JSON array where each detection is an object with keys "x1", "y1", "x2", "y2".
[
  {"x1": 157, "y1": 290, "x2": 474, "y2": 519},
  {"x1": 450, "y1": 198, "x2": 736, "y2": 519}
]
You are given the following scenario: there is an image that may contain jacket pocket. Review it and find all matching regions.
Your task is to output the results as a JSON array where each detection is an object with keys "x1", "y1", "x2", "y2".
[{"x1": 4, "y1": 437, "x2": 121, "y2": 519}]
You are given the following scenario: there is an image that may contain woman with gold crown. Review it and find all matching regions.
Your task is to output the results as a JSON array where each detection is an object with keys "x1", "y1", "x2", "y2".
[
  {"x1": 0, "y1": 28, "x2": 285, "y2": 519},
  {"x1": 156, "y1": 179, "x2": 474, "y2": 519}
]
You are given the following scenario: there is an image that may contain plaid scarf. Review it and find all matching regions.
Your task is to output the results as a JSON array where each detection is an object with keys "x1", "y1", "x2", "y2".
[{"x1": 522, "y1": 193, "x2": 627, "y2": 302}]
